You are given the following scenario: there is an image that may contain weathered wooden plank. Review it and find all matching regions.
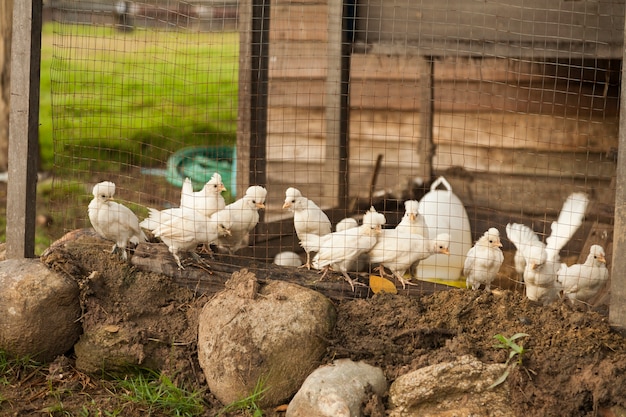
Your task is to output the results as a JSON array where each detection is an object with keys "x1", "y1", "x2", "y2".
[
  {"x1": 435, "y1": 81, "x2": 619, "y2": 117},
  {"x1": 350, "y1": 53, "x2": 423, "y2": 82},
  {"x1": 434, "y1": 146, "x2": 616, "y2": 180},
  {"x1": 434, "y1": 57, "x2": 620, "y2": 83},
  {"x1": 41, "y1": 229, "x2": 454, "y2": 302},
  {"x1": 351, "y1": 55, "x2": 619, "y2": 83},
  {"x1": 610, "y1": 2, "x2": 626, "y2": 333},
  {"x1": 270, "y1": 3, "x2": 327, "y2": 42},
  {"x1": 269, "y1": 79, "x2": 326, "y2": 108},
  {"x1": 272, "y1": 0, "x2": 326, "y2": 4},
  {"x1": 356, "y1": 0, "x2": 625, "y2": 58},
  {"x1": 271, "y1": 65, "x2": 619, "y2": 115},
  {"x1": 439, "y1": 171, "x2": 614, "y2": 220},
  {"x1": 267, "y1": 107, "x2": 325, "y2": 136},
  {"x1": 433, "y1": 112, "x2": 618, "y2": 151},
  {"x1": 267, "y1": 109, "x2": 617, "y2": 154},
  {"x1": 6, "y1": 0, "x2": 42, "y2": 259},
  {"x1": 237, "y1": 0, "x2": 253, "y2": 196},
  {"x1": 362, "y1": 40, "x2": 623, "y2": 60},
  {"x1": 269, "y1": 41, "x2": 327, "y2": 79}
]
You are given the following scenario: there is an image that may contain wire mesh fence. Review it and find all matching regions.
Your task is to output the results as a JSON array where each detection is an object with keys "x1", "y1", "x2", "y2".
[{"x1": 45, "y1": 0, "x2": 622, "y2": 305}]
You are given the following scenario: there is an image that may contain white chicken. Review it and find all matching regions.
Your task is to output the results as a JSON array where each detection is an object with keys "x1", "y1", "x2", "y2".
[
  {"x1": 557, "y1": 244, "x2": 609, "y2": 304},
  {"x1": 463, "y1": 228, "x2": 504, "y2": 291},
  {"x1": 369, "y1": 230, "x2": 451, "y2": 289},
  {"x1": 312, "y1": 207, "x2": 386, "y2": 290},
  {"x1": 179, "y1": 173, "x2": 227, "y2": 218},
  {"x1": 282, "y1": 187, "x2": 332, "y2": 269},
  {"x1": 395, "y1": 200, "x2": 429, "y2": 237},
  {"x1": 216, "y1": 185, "x2": 267, "y2": 253},
  {"x1": 507, "y1": 192, "x2": 589, "y2": 305},
  {"x1": 394, "y1": 200, "x2": 430, "y2": 279},
  {"x1": 147, "y1": 207, "x2": 232, "y2": 269},
  {"x1": 88, "y1": 181, "x2": 147, "y2": 260}
]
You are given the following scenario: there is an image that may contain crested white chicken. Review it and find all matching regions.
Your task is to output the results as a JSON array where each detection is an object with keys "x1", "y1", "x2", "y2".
[
  {"x1": 88, "y1": 181, "x2": 147, "y2": 260},
  {"x1": 147, "y1": 207, "x2": 232, "y2": 269},
  {"x1": 557, "y1": 244, "x2": 609, "y2": 304},
  {"x1": 394, "y1": 200, "x2": 430, "y2": 279},
  {"x1": 312, "y1": 207, "x2": 386, "y2": 290},
  {"x1": 179, "y1": 173, "x2": 226, "y2": 218},
  {"x1": 282, "y1": 187, "x2": 332, "y2": 269},
  {"x1": 368, "y1": 230, "x2": 450, "y2": 289},
  {"x1": 395, "y1": 200, "x2": 429, "y2": 238},
  {"x1": 216, "y1": 185, "x2": 267, "y2": 253},
  {"x1": 507, "y1": 192, "x2": 589, "y2": 305},
  {"x1": 463, "y1": 227, "x2": 504, "y2": 291}
]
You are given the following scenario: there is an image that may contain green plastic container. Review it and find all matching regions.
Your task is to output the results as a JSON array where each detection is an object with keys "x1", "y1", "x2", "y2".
[{"x1": 166, "y1": 146, "x2": 237, "y2": 196}]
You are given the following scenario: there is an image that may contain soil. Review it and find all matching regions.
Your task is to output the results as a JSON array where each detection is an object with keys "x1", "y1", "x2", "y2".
[
  {"x1": 2, "y1": 232, "x2": 626, "y2": 417},
  {"x1": 1, "y1": 175, "x2": 626, "y2": 416}
]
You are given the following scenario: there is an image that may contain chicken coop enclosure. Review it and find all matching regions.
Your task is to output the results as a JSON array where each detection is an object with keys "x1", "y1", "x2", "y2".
[{"x1": 6, "y1": 0, "x2": 626, "y2": 327}]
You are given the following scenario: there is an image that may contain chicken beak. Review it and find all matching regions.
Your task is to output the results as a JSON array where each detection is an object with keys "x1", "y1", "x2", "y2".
[
  {"x1": 256, "y1": 202, "x2": 266, "y2": 209},
  {"x1": 282, "y1": 202, "x2": 291, "y2": 209},
  {"x1": 598, "y1": 254, "x2": 606, "y2": 263},
  {"x1": 440, "y1": 248, "x2": 450, "y2": 255},
  {"x1": 409, "y1": 213, "x2": 416, "y2": 221},
  {"x1": 531, "y1": 262, "x2": 538, "y2": 270},
  {"x1": 219, "y1": 184, "x2": 227, "y2": 192},
  {"x1": 495, "y1": 239, "x2": 503, "y2": 248},
  {"x1": 223, "y1": 229, "x2": 232, "y2": 236}
]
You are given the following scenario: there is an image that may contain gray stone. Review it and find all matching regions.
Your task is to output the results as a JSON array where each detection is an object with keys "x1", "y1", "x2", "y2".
[
  {"x1": 198, "y1": 270, "x2": 336, "y2": 408},
  {"x1": 287, "y1": 359, "x2": 388, "y2": 417},
  {"x1": 0, "y1": 259, "x2": 81, "y2": 362},
  {"x1": 388, "y1": 355, "x2": 515, "y2": 417}
]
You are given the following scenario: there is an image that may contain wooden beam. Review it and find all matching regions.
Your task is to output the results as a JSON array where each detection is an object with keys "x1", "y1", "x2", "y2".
[
  {"x1": 417, "y1": 56, "x2": 434, "y2": 182},
  {"x1": 609, "y1": 5, "x2": 626, "y2": 333},
  {"x1": 6, "y1": 0, "x2": 42, "y2": 259},
  {"x1": 236, "y1": 0, "x2": 252, "y2": 197},
  {"x1": 324, "y1": 0, "x2": 350, "y2": 208},
  {"x1": 249, "y1": 0, "x2": 269, "y2": 189}
]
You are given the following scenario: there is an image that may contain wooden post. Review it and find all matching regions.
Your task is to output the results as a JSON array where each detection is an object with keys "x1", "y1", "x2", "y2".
[
  {"x1": 249, "y1": 0, "x2": 269, "y2": 189},
  {"x1": 236, "y1": 0, "x2": 252, "y2": 198},
  {"x1": 236, "y1": 0, "x2": 269, "y2": 197},
  {"x1": 324, "y1": 0, "x2": 350, "y2": 209},
  {"x1": 418, "y1": 56, "x2": 434, "y2": 182},
  {"x1": 609, "y1": 6, "x2": 626, "y2": 333},
  {"x1": 6, "y1": 0, "x2": 42, "y2": 259}
]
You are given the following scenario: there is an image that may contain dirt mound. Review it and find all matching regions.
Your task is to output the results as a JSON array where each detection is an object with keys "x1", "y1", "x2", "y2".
[{"x1": 6, "y1": 236, "x2": 625, "y2": 416}]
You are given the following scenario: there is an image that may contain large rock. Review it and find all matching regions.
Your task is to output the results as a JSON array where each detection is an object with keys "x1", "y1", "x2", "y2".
[
  {"x1": 388, "y1": 355, "x2": 514, "y2": 417},
  {"x1": 198, "y1": 269, "x2": 336, "y2": 408},
  {"x1": 0, "y1": 259, "x2": 82, "y2": 362},
  {"x1": 287, "y1": 359, "x2": 388, "y2": 417}
]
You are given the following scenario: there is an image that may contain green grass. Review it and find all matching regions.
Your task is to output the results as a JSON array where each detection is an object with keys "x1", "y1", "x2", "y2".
[
  {"x1": 219, "y1": 376, "x2": 268, "y2": 417},
  {"x1": 117, "y1": 369, "x2": 205, "y2": 416},
  {"x1": 39, "y1": 23, "x2": 239, "y2": 172}
]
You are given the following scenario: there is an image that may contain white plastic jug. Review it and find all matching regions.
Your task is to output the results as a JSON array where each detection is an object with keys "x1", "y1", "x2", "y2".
[{"x1": 416, "y1": 176, "x2": 472, "y2": 281}]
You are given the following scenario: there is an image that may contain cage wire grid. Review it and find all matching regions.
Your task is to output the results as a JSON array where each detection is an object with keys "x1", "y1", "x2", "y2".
[{"x1": 45, "y1": 0, "x2": 620, "y2": 303}]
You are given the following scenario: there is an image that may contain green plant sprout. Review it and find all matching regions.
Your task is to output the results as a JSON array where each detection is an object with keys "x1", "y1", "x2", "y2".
[{"x1": 488, "y1": 333, "x2": 529, "y2": 389}]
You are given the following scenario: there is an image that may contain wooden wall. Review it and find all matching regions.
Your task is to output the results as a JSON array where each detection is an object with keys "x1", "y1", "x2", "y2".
[{"x1": 264, "y1": 0, "x2": 619, "y2": 222}]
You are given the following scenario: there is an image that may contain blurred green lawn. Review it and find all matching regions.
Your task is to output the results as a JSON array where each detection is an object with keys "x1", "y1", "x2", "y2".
[
  {"x1": 40, "y1": 23, "x2": 239, "y2": 172},
  {"x1": 3, "y1": 23, "x2": 240, "y2": 254}
]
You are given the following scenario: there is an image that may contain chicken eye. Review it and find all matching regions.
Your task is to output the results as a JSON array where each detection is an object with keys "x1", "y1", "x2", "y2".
[{"x1": 292, "y1": 199, "x2": 296, "y2": 203}]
